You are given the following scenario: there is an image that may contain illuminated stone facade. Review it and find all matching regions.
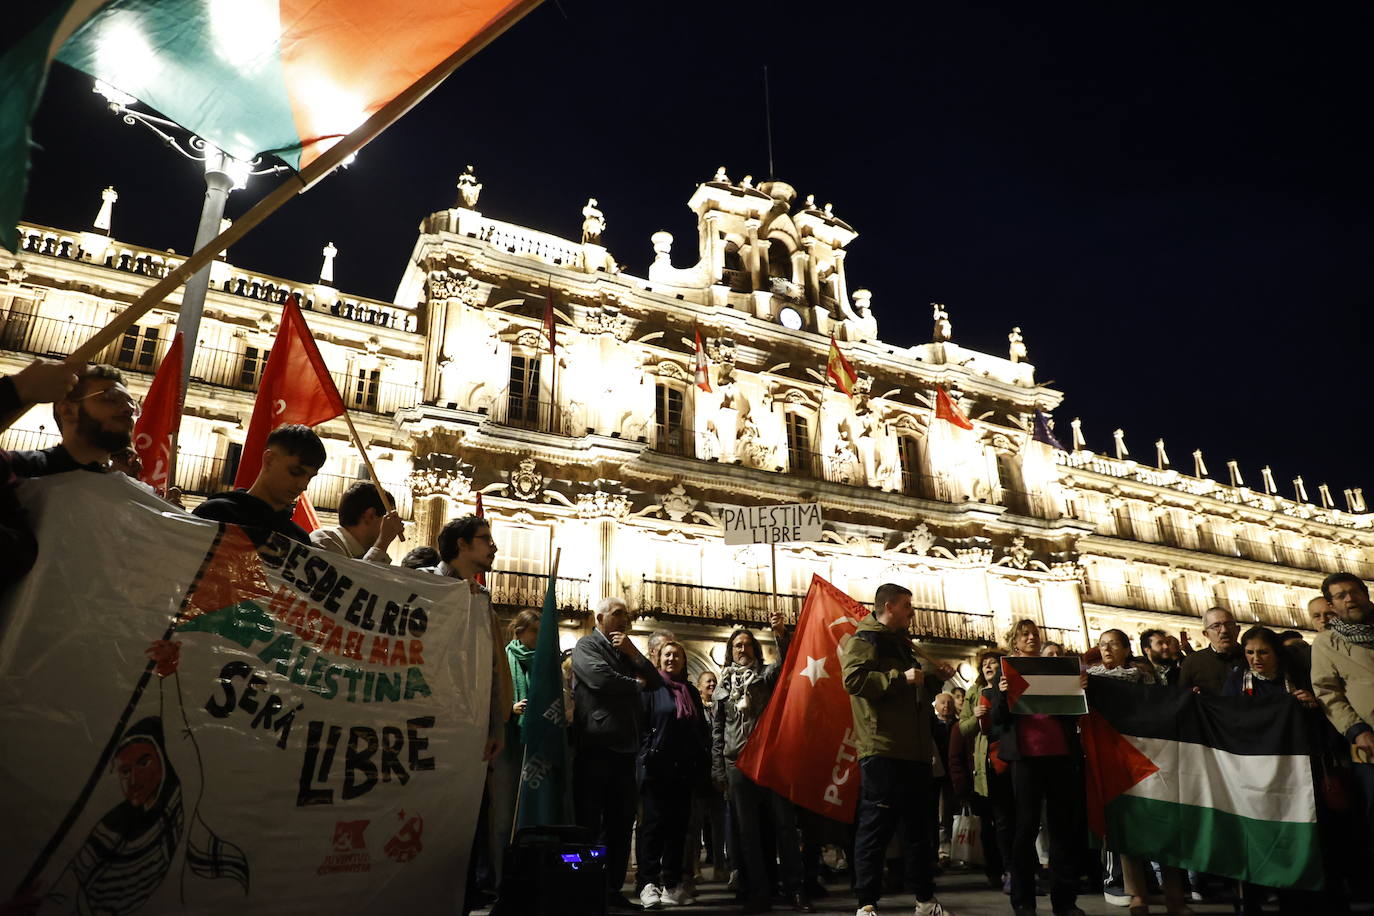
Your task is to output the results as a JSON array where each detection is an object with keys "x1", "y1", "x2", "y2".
[{"x1": 4, "y1": 169, "x2": 1372, "y2": 675}]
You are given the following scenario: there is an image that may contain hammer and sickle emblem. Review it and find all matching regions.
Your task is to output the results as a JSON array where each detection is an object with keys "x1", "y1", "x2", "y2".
[{"x1": 274, "y1": 399, "x2": 287, "y2": 416}]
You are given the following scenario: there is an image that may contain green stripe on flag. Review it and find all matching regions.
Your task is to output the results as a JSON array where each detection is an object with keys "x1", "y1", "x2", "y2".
[
  {"x1": 1104, "y1": 794, "x2": 1322, "y2": 890},
  {"x1": 1011, "y1": 694, "x2": 1088, "y2": 715}
]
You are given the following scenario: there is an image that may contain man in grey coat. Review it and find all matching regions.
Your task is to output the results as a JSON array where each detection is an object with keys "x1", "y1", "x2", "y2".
[{"x1": 572, "y1": 596, "x2": 663, "y2": 910}]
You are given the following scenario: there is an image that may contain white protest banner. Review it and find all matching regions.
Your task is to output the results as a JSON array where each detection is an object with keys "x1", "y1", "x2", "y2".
[
  {"x1": 720, "y1": 503, "x2": 824, "y2": 546},
  {"x1": 0, "y1": 473, "x2": 490, "y2": 914}
]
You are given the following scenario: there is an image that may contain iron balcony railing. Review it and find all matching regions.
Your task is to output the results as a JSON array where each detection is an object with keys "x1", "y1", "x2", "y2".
[
  {"x1": 486, "y1": 569, "x2": 590, "y2": 615},
  {"x1": 640, "y1": 578, "x2": 805, "y2": 626},
  {"x1": 483, "y1": 388, "x2": 580, "y2": 437}
]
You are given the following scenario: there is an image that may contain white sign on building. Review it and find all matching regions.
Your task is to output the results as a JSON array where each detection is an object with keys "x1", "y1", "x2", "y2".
[{"x1": 721, "y1": 503, "x2": 824, "y2": 546}]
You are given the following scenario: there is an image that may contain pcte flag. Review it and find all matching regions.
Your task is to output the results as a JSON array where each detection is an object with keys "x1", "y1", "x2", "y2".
[
  {"x1": 1082, "y1": 677, "x2": 1320, "y2": 890},
  {"x1": 131, "y1": 331, "x2": 184, "y2": 493},
  {"x1": 734, "y1": 575, "x2": 870, "y2": 821},
  {"x1": 234, "y1": 295, "x2": 345, "y2": 490},
  {"x1": 0, "y1": 473, "x2": 492, "y2": 913}
]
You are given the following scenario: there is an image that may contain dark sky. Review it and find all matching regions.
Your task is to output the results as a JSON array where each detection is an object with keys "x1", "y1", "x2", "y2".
[{"x1": 21, "y1": 1, "x2": 1374, "y2": 501}]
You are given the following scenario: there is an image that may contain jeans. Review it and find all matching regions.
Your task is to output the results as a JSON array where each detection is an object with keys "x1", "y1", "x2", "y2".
[
  {"x1": 639, "y1": 775, "x2": 694, "y2": 889},
  {"x1": 853, "y1": 757, "x2": 937, "y2": 907},
  {"x1": 1010, "y1": 755, "x2": 1084, "y2": 912},
  {"x1": 934, "y1": 775, "x2": 956, "y2": 858},
  {"x1": 726, "y1": 759, "x2": 802, "y2": 902},
  {"x1": 573, "y1": 747, "x2": 638, "y2": 895}
]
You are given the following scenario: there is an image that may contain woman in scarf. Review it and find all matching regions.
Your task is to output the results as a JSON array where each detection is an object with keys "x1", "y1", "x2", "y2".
[
  {"x1": 1088, "y1": 629, "x2": 1189, "y2": 916},
  {"x1": 951, "y1": 648, "x2": 1010, "y2": 890},
  {"x1": 636, "y1": 640, "x2": 709, "y2": 909},
  {"x1": 488, "y1": 608, "x2": 540, "y2": 887}
]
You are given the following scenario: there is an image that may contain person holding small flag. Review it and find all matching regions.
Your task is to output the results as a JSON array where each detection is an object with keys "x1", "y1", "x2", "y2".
[
  {"x1": 987, "y1": 618, "x2": 1088, "y2": 916},
  {"x1": 841, "y1": 583, "x2": 957, "y2": 916}
]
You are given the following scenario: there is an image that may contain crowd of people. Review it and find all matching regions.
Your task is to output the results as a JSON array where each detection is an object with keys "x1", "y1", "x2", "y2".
[{"x1": 4, "y1": 359, "x2": 1374, "y2": 916}]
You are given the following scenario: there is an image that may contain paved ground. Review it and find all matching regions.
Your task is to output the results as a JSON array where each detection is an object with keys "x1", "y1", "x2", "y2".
[{"x1": 476, "y1": 869, "x2": 1261, "y2": 915}]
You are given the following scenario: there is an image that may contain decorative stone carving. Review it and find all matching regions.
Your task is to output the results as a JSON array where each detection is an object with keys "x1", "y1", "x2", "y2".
[
  {"x1": 427, "y1": 268, "x2": 479, "y2": 304},
  {"x1": 408, "y1": 466, "x2": 473, "y2": 500},
  {"x1": 507, "y1": 457, "x2": 545, "y2": 501},
  {"x1": 897, "y1": 523, "x2": 937, "y2": 556},
  {"x1": 457, "y1": 165, "x2": 482, "y2": 208},
  {"x1": 736, "y1": 415, "x2": 770, "y2": 469},
  {"x1": 659, "y1": 484, "x2": 694, "y2": 521},
  {"x1": 581, "y1": 198, "x2": 605, "y2": 245},
  {"x1": 577, "y1": 487, "x2": 632, "y2": 520},
  {"x1": 588, "y1": 303, "x2": 631, "y2": 339},
  {"x1": 826, "y1": 427, "x2": 860, "y2": 484},
  {"x1": 1004, "y1": 536, "x2": 1032, "y2": 569},
  {"x1": 1008, "y1": 327, "x2": 1027, "y2": 363},
  {"x1": 770, "y1": 276, "x2": 801, "y2": 300},
  {"x1": 713, "y1": 166, "x2": 730, "y2": 183},
  {"x1": 515, "y1": 328, "x2": 545, "y2": 350},
  {"x1": 255, "y1": 311, "x2": 275, "y2": 333},
  {"x1": 852, "y1": 372, "x2": 873, "y2": 398},
  {"x1": 932, "y1": 302, "x2": 952, "y2": 343},
  {"x1": 655, "y1": 360, "x2": 690, "y2": 382}
]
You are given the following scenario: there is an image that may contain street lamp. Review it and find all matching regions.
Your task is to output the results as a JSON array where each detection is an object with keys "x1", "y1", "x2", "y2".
[{"x1": 92, "y1": 79, "x2": 286, "y2": 398}]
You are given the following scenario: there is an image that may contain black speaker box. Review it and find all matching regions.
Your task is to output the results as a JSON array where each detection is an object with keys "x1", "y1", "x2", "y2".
[{"x1": 490, "y1": 825, "x2": 607, "y2": 916}]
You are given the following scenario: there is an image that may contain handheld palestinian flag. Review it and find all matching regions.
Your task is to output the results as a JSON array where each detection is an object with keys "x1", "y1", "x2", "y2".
[
  {"x1": 1001, "y1": 656, "x2": 1086, "y2": 715},
  {"x1": 1083, "y1": 678, "x2": 1320, "y2": 890}
]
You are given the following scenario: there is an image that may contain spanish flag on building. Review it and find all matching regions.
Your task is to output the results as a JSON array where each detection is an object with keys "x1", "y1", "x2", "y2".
[{"x1": 826, "y1": 334, "x2": 858, "y2": 397}]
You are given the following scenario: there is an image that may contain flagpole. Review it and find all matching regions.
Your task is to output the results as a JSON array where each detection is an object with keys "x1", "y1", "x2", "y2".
[
  {"x1": 0, "y1": 0, "x2": 545, "y2": 433},
  {"x1": 338, "y1": 406, "x2": 404, "y2": 542},
  {"x1": 512, "y1": 546, "x2": 561, "y2": 839},
  {"x1": 770, "y1": 542, "x2": 779, "y2": 622}
]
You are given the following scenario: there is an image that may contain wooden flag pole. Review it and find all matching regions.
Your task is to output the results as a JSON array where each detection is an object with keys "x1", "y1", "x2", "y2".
[
  {"x1": 338, "y1": 406, "x2": 404, "y2": 542},
  {"x1": 0, "y1": 0, "x2": 544, "y2": 433}
]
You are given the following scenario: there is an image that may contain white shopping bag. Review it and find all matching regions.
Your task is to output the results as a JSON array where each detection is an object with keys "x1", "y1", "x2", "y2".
[{"x1": 950, "y1": 806, "x2": 983, "y2": 866}]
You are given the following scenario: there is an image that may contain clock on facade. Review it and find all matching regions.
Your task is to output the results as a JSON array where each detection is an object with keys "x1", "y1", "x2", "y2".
[{"x1": 778, "y1": 307, "x2": 803, "y2": 330}]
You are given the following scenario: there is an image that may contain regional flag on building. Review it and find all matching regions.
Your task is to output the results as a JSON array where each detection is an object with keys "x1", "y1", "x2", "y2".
[
  {"x1": 1082, "y1": 678, "x2": 1321, "y2": 890},
  {"x1": 1002, "y1": 656, "x2": 1087, "y2": 715}
]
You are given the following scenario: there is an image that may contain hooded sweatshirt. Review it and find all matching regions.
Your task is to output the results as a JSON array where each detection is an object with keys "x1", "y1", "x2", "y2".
[{"x1": 192, "y1": 489, "x2": 310, "y2": 545}]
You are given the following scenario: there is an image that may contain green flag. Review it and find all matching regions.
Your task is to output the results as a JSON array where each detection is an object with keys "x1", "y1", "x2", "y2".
[{"x1": 516, "y1": 567, "x2": 571, "y2": 828}]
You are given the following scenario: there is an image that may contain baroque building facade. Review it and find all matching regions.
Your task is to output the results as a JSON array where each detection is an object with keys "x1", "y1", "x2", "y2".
[{"x1": 4, "y1": 168, "x2": 1372, "y2": 677}]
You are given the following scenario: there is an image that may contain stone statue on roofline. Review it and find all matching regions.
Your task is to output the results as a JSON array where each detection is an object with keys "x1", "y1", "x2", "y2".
[
  {"x1": 932, "y1": 302, "x2": 952, "y2": 343},
  {"x1": 581, "y1": 198, "x2": 605, "y2": 245},
  {"x1": 457, "y1": 165, "x2": 482, "y2": 208}
]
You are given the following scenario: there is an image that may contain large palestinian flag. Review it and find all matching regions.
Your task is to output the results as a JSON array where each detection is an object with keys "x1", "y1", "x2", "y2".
[{"x1": 1083, "y1": 677, "x2": 1321, "y2": 890}]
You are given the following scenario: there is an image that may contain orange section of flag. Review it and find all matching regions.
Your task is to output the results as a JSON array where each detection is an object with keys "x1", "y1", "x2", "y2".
[
  {"x1": 132, "y1": 332, "x2": 184, "y2": 493},
  {"x1": 233, "y1": 296, "x2": 346, "y2": 490},
  {"x1": 934, "y1": 386, "x2": 974, "y2": 430},
  {"x1": 826, "y1": 335, "x2": 858, "y2": 397}
]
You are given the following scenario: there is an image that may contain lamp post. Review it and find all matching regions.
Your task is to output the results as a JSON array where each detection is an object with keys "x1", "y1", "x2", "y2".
[{"x1": 92, "y1": 80, "x2": 282, "y2": 397}]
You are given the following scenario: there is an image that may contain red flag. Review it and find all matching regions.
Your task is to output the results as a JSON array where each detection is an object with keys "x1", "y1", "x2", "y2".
[
  {"x1": 132, "y1": 333, "x2": 184, "y2": 493},
  {"x1": 826, "y1": 335, "x2": 858, "y2": 397},
  {"x1": 473, "y1": 491, "x2": 486, "y2": 586},
  {"x1": 934, "y1": 386, "x2": 974, "y2": 430},
  {"x1": 694, "y1": 329, "x2": 712, "y2": 392},
  {"x1": 734, "y1": 575, "x2": 871, "y2": 822},
  {"x1": 542, "y1": 293, "x2": 556, "y2": 354},
  {"x1": 233, "y1": 296, "x2": 346, "y2": 490},
  {"x1": 293, "y1": 494, "x2": 322, "y2": 533}
]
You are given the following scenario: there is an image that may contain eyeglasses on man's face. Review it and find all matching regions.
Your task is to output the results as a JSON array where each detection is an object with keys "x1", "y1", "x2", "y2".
[
  {"x1": 1204, "y1": 620, "x2": 1238, "y2": 633},
  {"x1": 71, "y1": 386, "x2": 141, "y2": 415}
]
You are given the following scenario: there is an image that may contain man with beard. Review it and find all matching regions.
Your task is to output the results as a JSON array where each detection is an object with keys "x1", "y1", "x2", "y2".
[
  {"x1": 1138, "y1": 628, "x2": 1180, "y2": 686},
  {"x1": 1313, "y1": 573, "x2": 1374, "y2": 826},
  {"x1": 9, "y1": 364, "x2": 136, "y2": 477}
]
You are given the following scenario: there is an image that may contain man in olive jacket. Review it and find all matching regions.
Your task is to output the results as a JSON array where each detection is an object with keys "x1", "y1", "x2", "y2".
[
  {"x1": 841, "y1": 583, "x2": 957, "y2": 916},
  {"x1": 1312, "y1": 572, "x2": 1374, "y2": 829}
]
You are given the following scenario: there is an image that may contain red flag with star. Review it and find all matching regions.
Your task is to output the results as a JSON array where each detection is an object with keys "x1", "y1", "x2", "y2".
[
  {"x1": 734, "y1": 575, "x2": 871, "y2": 821},
  {"x1": 232, "y1": 295, "x2": 345, "y2": 491}
]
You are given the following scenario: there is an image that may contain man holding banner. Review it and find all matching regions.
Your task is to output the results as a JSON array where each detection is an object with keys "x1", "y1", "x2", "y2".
[{"x1": 841, "y1": 583, "x2": 957, "y2": 916}]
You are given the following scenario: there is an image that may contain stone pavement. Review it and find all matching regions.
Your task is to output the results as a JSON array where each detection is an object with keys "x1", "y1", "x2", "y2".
[{"x1": 477, "y1": 869, "x2": 1254, "y2": 915}]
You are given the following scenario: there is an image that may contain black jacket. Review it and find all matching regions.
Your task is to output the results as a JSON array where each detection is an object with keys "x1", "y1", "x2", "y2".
[
  {"x1": 571, "y1": 628, "x2": 664, "y2": 755},
  {"x1": 639, "y1": 680, "x2": 709, "y2": 784},
  {"x1": 8, "y1": 443, "x2": 107, "y2": 478},
  {"x1": 986, "y1": 680, "x2": 1081, "y2": 762},
  {"x1": 1178, "y1": 646, "x2": 1243, "y2": 696},
  {"x1": 0, "y1": 451, "x2": 37, "y2": 586},
  {"x1": 192, "y1": 489, "x2": 311, "y2": 545}
]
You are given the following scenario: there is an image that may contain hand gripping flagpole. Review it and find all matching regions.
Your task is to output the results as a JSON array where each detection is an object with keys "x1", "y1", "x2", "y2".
[{"x1": 0, "y1": 0, "x2": 545, "y2": 433}]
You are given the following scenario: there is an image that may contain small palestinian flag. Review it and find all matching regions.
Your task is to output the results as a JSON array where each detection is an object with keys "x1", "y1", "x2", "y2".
[
  {"x1": 1083, "y1": 678, "x2": 1320, "y2": 890},
  {"x1": 1001, "y1": 656, "x2": 1086, "y2": 715}
]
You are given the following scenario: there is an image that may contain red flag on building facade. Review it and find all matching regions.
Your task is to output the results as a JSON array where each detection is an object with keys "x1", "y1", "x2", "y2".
[
  {"x1": 233, "y1": 296, "x2": 346, "y2": 494},
  {"x1": 131, "y1": 332, "x2": 184, "y2": 493},
  {"x1": 934, "y1": 386, "x2": 974, "y2": 430},
  {"x1": 694, "y1": 329, "x2": 712, "y2": 393},
  {"x1": 734, "y1": 575, "x2": 871, "y2": 822},
  {"x1": 826, "y1": 335, "x2": 858, "y2": 397}
]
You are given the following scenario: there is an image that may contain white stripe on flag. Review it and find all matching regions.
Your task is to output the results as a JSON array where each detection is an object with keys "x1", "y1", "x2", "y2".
[
  {"x1": 1124, "y1": 735, "x2": 1315, "y2": 824},
  {"x1": 1021, "y1": 674, "x2": 1083, "y2": 696}
]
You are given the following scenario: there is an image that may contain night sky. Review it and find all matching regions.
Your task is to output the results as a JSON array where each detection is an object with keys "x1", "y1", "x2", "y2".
[{"x1": 19, "y1": 1, "x2": 1373, "y2": 501}]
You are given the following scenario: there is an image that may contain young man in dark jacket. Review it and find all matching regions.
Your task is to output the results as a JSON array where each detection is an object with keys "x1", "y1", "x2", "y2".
[
  {"x1": 193, "y1": 424, "x2": 324, "y2": 545},
  {"x1": 841, "y1": 583, "x2": 957, "y2": 916}
]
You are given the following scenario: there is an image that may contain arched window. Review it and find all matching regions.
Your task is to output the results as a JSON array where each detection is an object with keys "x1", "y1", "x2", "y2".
[
  {"x1": 785, "y1": 410, "x2": 815, "y2": 477},
  {"x1": 654, "y1": 382, "x2": 690, "y2": 457},
  {"x1": 897, "y1": 434, "x2": 926, "y2": 497},
  {"x1": 767, "y1": 239, "x2": 791, "y2": 281},
  {"x1": 723, "y1": 243, "x2": 744, "y2": 272}
]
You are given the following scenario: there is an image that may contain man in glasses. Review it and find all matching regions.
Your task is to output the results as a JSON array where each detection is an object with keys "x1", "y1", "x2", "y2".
[
  {"x1": 9, "y1": 364, "x2": 138, "y2": 478},
  {"x1": 1177, "y1": 607, "x2": 1243, "y2": 695}
]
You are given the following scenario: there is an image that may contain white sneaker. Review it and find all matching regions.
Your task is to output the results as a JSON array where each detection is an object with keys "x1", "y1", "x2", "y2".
[
  {"x1": 855, "y1": 907, "x2": 879, "y2": 916},
  {"x1": 914, "y1": 900, "x2": 953, "y2": 916},
  {"x1": 658, "y1": 885, "x2": 681, "y2": 907},
  {"x1": 639, "y1": 883, "x2": 662, "y2": 909}
]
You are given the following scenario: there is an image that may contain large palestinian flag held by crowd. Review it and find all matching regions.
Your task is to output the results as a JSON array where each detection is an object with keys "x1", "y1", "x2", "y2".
[{"x1": 1082, "y1": 677, "x2": 1321, "y2": 890}]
